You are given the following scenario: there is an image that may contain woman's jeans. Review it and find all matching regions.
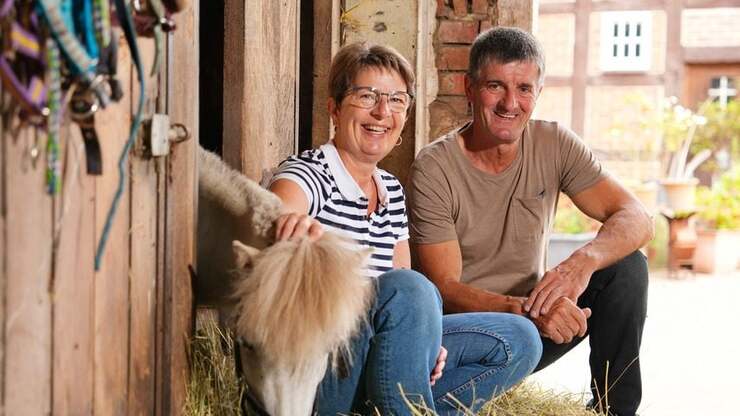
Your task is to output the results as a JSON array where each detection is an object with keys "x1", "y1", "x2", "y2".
[{"x1": 316, "y1": 269, "x2": 542, "y2": 415}]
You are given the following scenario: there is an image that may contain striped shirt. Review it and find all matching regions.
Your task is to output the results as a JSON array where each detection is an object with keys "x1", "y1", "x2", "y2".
[{"x1": 270, "y1": 141, "x2": 409, "y2": 278}]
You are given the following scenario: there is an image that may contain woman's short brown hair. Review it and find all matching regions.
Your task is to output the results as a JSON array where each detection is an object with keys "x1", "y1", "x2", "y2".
[{"x1": 328, "y1": 42, "x2": 416, "y2": 107}]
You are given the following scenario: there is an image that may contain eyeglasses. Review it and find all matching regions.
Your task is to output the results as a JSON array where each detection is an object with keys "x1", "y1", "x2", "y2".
[{"x1": 344, "y1": 86, "x2": 413, "y2": 113}]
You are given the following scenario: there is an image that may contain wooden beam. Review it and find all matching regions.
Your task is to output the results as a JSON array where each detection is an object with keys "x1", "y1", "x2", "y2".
[
  {"x1": 539, "y1": 3, "x2": 576, "y2": 14},
  {"x1": 0, "y1": 85, "x2": 5, "y2": 413},
  {"x1": 665, "y1": 0, "x2": 684, "y2": 97},
  {"x1": 311, "y1": 0, "x2": 341, "y2": 148},
  {"x1": 571, "y1": 0, "x2": 591, "y2": 137},
  {"x1": 415, "y1": 0, "x2": 438, "y2": 154},
  {"x1": 547, "y1": 74, "x2": 665, "y2": 87},
  {"x1": 223, "y1": 0, "x2": 299, "y2": 181},
  {"x1": 496, "y1": 0, "x2": 536, "y2": 32},
  {"x1": 94, "y1": 31, "x2": 133, "y2": 416},
  {"x1": 591, "y1": 0, "x2": 665, "y2": 11},
  {"x1": 127, "y1": 37, "x2": 160, "y2": 416},
  {"x1": 52, "y1": 126, "x2": 95, "y2": 415},
  {"x1": 683, "y1": 0, "x2": 740, "y2": 8},
  {"x1": 4, "y1": 130, "x2": 52, "y2": 415},
  {"x1": 684, "y1": 47, "x2": 740, "y2": 64},
  {"x1": 161, "y1": 1, "x2": 199, "y2": 413}
]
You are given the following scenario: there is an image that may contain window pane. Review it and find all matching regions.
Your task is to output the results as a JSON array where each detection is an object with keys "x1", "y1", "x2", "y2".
[{"x1": 625, "y1": 23, "x2": 630, "y2": 37}]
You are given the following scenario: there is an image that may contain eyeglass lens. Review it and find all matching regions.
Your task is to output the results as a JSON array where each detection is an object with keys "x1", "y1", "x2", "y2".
[{"x1": 348, "y1": 87, "x2": 410, "y2": 112}]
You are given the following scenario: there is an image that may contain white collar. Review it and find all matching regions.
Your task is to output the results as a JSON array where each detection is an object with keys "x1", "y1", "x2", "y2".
[{"x1": 319, "y1": 141, "x2": 389, "y2": 206}]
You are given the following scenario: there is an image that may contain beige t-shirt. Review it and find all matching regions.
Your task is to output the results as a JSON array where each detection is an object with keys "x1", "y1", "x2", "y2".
[{"x1": 407, "y1": 120, "x2": 606, "y2": 296}]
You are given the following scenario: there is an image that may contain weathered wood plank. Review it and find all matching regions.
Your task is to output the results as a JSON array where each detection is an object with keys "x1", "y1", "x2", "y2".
[
  {"x1": 128, "y1": 36, "x2": 160, "y2": 416},
  {"x1": 0, "y1": 86, "x2": 6, "y2": 412},
  {"x1": 342, "y1": 0, "x2": 420, "y2": 183},
  {"x1": 93, "y1": 34, "x2": 133, "y2": 416},
  {"x1": 223, "y1": 0, "x2": 298, "y2": 180},
  {"x1": 161, "y1": 3, "x2": 199, "y2": 413},
  {"x1": 570, "y1": 0, "x2": 590, "y2": 137},
  {"x1": 52, "y1": 124, "x2": 95, "y2": 415},
  {"x1": 495, "y1": 0, "x2": 536, "y2": 32},
  {"x1": 311, "y1": 0, "x2": 341, "y2": 148},
  {"x1": 4, "y1": 127, "x2": 52, "y2": 415}
]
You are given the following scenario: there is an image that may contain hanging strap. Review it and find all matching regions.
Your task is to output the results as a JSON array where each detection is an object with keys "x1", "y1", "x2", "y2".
[{"x1": 94, "y1": 0, "x2": 147, "y2": 270}]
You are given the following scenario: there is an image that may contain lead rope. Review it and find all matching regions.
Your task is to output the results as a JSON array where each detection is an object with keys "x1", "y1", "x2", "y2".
[
  {"x1": 94, "y1": 0, "x2": 146, "y2": 270},
  {"x1": 45, "y1": 36, "x2": 61, "y2": 194}
]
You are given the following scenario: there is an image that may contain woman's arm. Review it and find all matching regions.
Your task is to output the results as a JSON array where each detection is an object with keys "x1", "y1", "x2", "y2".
[
  {"x1": 392, "y1": 239, "x2": 411, "y2": 269},
  {"x1": 269, "y1": 179, "x2": 323, "y2": 241}
]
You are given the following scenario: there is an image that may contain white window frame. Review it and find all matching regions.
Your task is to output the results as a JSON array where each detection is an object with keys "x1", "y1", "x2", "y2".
[{"x1": 600, "y1": 11, "x2": 653, "y2": 72}]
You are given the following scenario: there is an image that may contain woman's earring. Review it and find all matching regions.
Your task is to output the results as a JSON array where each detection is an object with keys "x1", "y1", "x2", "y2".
[{"x1": 395, "y1": 136, "x2": 403, "y2": 147}]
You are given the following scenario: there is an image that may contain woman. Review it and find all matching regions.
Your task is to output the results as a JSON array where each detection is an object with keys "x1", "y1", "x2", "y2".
[{"x1": 269, "y1": 42, "x2": 541, "y2": 415}]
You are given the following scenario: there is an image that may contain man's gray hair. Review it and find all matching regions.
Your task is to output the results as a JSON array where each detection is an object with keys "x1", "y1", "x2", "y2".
[{"x1": 467, "y1": 27, "x2": 546, "y2": 85}]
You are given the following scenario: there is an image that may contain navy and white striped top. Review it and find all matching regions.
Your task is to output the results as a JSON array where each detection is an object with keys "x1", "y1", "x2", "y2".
[{"x1": 270, "y1": 141, "x2": 409, "y2": 278}]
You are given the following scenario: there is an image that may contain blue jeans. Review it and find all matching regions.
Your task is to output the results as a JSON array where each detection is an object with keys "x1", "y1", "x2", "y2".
[{"x1": 316, "y1": 270, "x2": 541, "y2": 415}]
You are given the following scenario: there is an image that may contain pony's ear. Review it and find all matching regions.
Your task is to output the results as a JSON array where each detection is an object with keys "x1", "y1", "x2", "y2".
[{"x1": 232, "y1": 240, "x2": 261, "y2": 269}]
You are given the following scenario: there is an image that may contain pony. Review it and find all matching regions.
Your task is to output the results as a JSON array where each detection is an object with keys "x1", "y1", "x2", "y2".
[{"x1": 196, "y1": 146, "x2": 374, "y2": 415}]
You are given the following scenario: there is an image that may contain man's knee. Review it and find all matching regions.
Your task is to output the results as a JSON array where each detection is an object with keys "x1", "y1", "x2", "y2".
[{"x1": 612, "y1": 251, "x2": 649, "y2": 295}]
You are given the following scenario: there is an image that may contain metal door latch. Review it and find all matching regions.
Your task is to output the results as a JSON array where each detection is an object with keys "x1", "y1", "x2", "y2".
[{"x1": 143, "y1": 113, "x2": 190, "y2": 157}]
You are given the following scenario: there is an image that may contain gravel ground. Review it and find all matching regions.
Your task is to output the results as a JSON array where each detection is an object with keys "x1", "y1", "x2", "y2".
[{"x1": 529, "y1": 269, "x2": 740, "y2": 416}]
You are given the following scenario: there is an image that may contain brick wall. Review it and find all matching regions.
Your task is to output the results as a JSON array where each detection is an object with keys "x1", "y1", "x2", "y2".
[
  {"x1": 681, "y1": 8, "x2": 740, "y2": 48},
  {"x1": 429, "y1": 0, "x2": 495, "y2": 140}
]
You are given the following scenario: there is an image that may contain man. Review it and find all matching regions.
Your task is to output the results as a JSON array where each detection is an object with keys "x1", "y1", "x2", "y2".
[{"x1": 407, "y1": 27, "x2": 653, "y2": 416}]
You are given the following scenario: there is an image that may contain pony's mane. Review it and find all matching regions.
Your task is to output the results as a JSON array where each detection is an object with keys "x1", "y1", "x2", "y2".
[
  {"x1": 198, "y1": 147, "x2": 281, "y2": 238},
  {"x1": 233, "y1": 232, "x2": 374, "y2": 372}
]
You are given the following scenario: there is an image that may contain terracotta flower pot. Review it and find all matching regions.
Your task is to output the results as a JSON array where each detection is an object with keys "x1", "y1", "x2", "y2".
[
  {"x1": 660, "y1": 178, "x2": 698, "y2": 213},
  {"x1": 692, "y1": 229, "x2": 740, "y2": 274}
]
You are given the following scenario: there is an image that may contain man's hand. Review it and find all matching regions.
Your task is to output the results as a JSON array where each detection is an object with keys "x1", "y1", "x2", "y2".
[
  {"x1": 430, "y1": 346, "x2": 448, "y2": 386},
  {"x1": 274, "y1": 212, "x2": 324, "y2": 242},
  {"x1": 524, "y1": 253, "x2": 596, "y2": 318},
  {"x1": 531, "y1": 297, "x2": 591, "y2": 344}
]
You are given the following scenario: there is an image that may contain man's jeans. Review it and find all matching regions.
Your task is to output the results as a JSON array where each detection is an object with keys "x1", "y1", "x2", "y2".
[
  {"x1": 316, "y1": 269, "x2": 542, "y2": 415},
  {"x1": 534, "y1": 251, "x2": 649, "y2": 416}
]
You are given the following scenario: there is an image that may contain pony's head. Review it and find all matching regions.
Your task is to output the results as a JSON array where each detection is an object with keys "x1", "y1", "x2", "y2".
[{"x1": 230, "y1": 232, "x2": 374, "y2": 415}]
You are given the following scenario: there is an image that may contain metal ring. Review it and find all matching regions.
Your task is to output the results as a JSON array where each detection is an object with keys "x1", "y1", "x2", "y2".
[{"x1": 168, "y1": 122, "x2": 190, "y2": 143}]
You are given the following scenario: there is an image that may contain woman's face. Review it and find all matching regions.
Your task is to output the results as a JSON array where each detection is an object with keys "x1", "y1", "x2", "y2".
[{"x1": 329, "y1": 67, "x2": 409, "y2": 166}]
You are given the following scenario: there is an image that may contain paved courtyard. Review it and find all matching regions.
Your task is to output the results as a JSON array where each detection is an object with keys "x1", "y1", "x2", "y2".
[{"x1": 530, "y1": 269, "x2": 740, "y2": 416}]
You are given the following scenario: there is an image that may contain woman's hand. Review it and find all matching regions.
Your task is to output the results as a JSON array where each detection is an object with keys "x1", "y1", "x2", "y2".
[
  {"x1": 275, "y1": 212, "x2": 324, "y2": 242},
  {"x1": 430, "y1": 346, "x2": 448, "y2": 386}
]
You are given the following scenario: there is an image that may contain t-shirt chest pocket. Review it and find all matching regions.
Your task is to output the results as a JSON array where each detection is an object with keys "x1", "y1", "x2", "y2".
[{"x1": 512, "y1": 194, "x2": 546, "y2": 242}]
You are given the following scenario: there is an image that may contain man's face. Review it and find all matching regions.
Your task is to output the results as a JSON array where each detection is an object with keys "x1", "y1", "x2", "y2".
[{"x1": 465, "y1": 59, "x2": 542, "y2": 145}]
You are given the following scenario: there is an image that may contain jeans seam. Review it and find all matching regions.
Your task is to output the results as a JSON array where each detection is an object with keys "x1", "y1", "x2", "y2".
[
  {"x1": 377, "y1": 310, "x2": 394, "y2": 410},
  {"x1": 436, "y1": 328, "x2": 513, "y2": 403}
]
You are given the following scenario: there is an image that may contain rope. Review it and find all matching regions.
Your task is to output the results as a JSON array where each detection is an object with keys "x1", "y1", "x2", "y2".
[{"x1": 94, "y1": 0, "x2": 146, "y2": 270}]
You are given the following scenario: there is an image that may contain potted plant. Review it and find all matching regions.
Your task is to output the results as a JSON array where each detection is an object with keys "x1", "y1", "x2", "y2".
[
  {"x1": 655, "y1": 97, "x2": 713, "y2": 213},
  {"x1": 692, "y1": 167, "x2": 740, "y2": 274},
  {"x1": 548, "y1": 196, "x2": 599, "y2": 269}
]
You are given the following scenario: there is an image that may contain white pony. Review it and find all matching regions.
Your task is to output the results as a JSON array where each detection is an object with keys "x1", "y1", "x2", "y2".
[{"x1": 196, "y1": 147, "x2": 374, "y2": 415}]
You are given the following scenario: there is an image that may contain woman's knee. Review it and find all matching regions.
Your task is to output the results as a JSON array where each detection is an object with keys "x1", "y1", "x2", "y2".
[
  {"x1": 377, "y1": 269, "x2": 442, "y2": 311},
  {"x1": 504, "y1": 315, "x2": 542, "y2": 374}
]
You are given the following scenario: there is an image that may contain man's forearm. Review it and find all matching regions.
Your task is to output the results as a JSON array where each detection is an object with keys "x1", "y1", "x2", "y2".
[
  {"x1": 571, "y1": 205, "x2": 654, "y2": 272},
  {"x1": 437, "y1": 280, "x2": 522, "y2": 314}
]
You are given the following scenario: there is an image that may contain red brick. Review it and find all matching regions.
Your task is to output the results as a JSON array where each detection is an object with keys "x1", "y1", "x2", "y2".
[
  {"x1": 436, "y1": 0, "x2": 449, "y2": 17},
  {"x1": 452, "y1": 0, "x2": 467, "y2": 17},
  {"x1": 480, "y1": 20, "x2": 493, "y2": 33},
  {"x1": 438, "y1": 72, "x2": 467, "y2": 95},
  {"x1": 472, "y1": 0, "x2": 488, "y2": 14},
  {"x1": 436, "y1": 46, "x2": 470, "y2": 70},
  {"x1": 438, "y1": 20, "x2": 479, "y2": 43}
]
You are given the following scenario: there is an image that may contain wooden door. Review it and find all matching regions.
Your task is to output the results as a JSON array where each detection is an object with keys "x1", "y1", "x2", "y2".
[{"x1": 0, "y1": 3, "x2": 198, "y2": 415}]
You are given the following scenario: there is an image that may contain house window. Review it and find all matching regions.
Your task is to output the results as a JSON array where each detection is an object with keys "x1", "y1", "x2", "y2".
[
  {"x1": 599, "y1": 11, "x2": 652, "y2": 72},
  {"x1": 708, "y1": 76, "x2": 737, "y2": 108}
]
